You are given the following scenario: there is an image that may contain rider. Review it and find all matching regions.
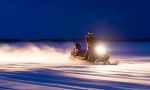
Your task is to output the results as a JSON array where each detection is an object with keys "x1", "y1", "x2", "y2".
[{"x1": 84, "y1": 31, "x2": 96, "y2": 60}]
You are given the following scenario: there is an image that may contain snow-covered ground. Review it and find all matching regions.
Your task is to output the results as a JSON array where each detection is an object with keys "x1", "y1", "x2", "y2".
[{"x1": 0, "y1": 42, "x2": 149, "y2": 90}]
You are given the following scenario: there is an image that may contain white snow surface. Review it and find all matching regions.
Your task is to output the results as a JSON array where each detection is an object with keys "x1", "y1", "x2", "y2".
[{"x1": 0, "y1": 42, "x2": 149, "y2": 90}]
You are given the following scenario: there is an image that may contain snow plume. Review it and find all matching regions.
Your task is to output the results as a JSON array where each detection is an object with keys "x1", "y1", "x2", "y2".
[{"x1": 0, "y1": 42, "x2": 74, "y2": 64}]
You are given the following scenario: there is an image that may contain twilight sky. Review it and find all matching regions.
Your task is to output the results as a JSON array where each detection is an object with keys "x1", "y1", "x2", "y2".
[{"x1": 0, "y1": 0, "x2": 150, "y2": 39}]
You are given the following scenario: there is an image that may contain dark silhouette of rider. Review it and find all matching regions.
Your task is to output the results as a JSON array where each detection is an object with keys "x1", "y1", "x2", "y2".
[{"x1": 84, "y1": 31, "x2": 96, "y2": 60}]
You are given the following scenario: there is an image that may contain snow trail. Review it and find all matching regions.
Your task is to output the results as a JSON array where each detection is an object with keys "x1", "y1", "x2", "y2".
[{"x1": 0, "y1": 42, "x2": 149, "y2": 90}]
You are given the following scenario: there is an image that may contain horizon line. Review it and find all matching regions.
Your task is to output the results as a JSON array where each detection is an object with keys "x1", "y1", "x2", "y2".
[{"x1": 0, "y1": 38, "x2": 150, "y2": 42}]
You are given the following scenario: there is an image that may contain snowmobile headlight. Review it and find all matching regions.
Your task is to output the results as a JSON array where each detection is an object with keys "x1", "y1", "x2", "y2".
[{"x1": 95, "y1": 45, "x2": 107, "y2": 55}]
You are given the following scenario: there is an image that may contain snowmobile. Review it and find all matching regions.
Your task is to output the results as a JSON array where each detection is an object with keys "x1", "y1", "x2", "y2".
[{"x1": 71, "y1": 43, "x2": 119, "y2": 65}]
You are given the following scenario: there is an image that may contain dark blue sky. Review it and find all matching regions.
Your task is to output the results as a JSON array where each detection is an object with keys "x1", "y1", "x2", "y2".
[{"x1": 0, "y1": 0, "x2": 150, "y2": 39}]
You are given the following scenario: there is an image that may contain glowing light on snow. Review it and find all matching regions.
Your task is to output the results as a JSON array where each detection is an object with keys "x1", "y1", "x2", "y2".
[{"x1": 0, "y1": 43, "x2": 73, "y2": 64}]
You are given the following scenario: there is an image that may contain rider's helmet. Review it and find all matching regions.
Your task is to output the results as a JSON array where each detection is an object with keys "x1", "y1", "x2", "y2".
[{"x1": 87, "y1": 31, "x2": 93, "y2": 36}]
